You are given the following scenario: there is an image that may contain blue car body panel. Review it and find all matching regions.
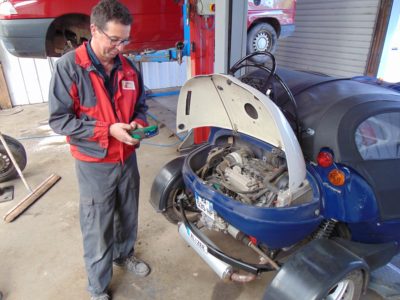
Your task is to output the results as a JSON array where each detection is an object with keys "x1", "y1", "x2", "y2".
[
  {"x1": 183, "y1": 130, "x2": 322, "y2": 249},
  {"x1": 182, "y1": 129, "x2": 400, "y2": 249}
]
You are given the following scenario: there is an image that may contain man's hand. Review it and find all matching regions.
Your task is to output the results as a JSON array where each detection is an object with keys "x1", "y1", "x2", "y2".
[
  {"x1": 129, "y1": 121, "x2": 144, "y2": 130},
  {"x1": 109, "y1": 123, "x2": 139, "y2": 146}
]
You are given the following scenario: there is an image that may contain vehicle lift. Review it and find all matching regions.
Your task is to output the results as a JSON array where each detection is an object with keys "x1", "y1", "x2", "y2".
[{"x1": 131, "y1": 0, "x2": 247, "y2": 147}]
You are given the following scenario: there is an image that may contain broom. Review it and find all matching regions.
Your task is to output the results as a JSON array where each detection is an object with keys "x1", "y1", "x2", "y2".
[{"x1": 0, "y1": 132, "x2": 61, "y2": 223}]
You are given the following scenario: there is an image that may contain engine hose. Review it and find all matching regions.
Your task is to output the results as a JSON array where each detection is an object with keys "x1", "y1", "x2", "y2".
[
  {"x1": 247, "y1": 187, "x2": 270, "y2": 201},
  {"x1": 248, "y1": 243, "x2": 280, "y2": 270},
  {"x1": 314, "y1": 219, "x2": 338, "y2": 239},
  {"x1": 230, "y1": 272, "x2": 257, "y2": 283},
  {"x1": 268, "y1": 164, "x2": 288, "y2": 183},
  {"x1": 228, "y1": 225, "x2": 280, "y2": 271},
  {"x1": 219, "y1": 181, "x2": 260, "y2": 195}
]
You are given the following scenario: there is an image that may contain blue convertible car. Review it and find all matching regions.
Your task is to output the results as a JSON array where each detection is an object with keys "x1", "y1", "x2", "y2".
[{"x1": 151, "y1": 53, "x2": 400, "y2": 300}]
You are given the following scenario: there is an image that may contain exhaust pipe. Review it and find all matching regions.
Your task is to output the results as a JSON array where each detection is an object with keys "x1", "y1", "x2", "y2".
[{"x1": 178, "y1": 222, "x2": 233, "y2": 280}]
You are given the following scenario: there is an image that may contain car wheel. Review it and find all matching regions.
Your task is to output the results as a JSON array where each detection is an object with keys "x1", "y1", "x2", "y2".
[
  {"x1": 162, "y1": 177, "x2": 199, "y2": 224},
  {"x1": 247, "y1": 23, "x2": 278, "y2": 63},
  {"x1": 324, "y1": 270, "x2": 363, "y2": 300},
  {"x1": 0, "y1": 135, "x2": 27, "y2": 183}
]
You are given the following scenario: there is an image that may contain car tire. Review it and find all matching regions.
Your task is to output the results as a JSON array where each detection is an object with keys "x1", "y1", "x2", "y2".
[
  {"x1": 162, "y1": 176, "x2": 199, "y2": 224},
  {"x1": 247, "y1": 22, "x2": 278, "y2": 63},
  {"x1": 324, "y1": 270, "x2": 364, "y2": 300},
  {"x1": 0, "y1": 135, "x2": 27, "y2": 183}
]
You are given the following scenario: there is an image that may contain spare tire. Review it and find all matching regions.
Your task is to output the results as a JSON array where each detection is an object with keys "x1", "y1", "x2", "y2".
[{"x1": 0, "y1": 135, "x2": 27, "y2": 183}]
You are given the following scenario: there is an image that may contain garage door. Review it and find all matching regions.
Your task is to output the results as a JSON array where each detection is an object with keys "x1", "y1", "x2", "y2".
[{"x1": 275, "y1": 0, "x2": 380, "y2": 77}]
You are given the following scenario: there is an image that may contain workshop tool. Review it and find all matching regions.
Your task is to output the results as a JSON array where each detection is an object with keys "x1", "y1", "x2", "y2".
[
  {"x1": 0, "y1": 132, "x2": 61, "y2": 223},
  {"x1": 130, "y1": 125, "x2": 159, "y2": 140}
]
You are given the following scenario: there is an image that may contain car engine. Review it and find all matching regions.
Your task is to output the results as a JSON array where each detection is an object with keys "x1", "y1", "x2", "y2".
[{"x1": 197, "y1": 145, "x2": 312, "y2": 208}]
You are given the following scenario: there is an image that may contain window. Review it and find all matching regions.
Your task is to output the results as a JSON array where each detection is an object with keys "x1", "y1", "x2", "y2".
[{"x1": 355, "y1": 112, "x2": 400, "y2": 160}]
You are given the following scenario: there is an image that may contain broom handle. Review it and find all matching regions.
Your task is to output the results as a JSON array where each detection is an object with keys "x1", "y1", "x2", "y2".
[{"x1": 0, "y1": 132, "x2": 32, "y2": 192}]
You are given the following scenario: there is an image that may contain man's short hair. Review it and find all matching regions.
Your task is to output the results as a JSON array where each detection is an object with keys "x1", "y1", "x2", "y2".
[{"x1": 91, "y1": 0, "x2": 132, "y2": 30}]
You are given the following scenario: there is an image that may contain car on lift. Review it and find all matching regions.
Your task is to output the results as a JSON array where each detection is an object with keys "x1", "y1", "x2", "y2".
[
  {"x1": 0, "y1": 0, "x2": 183, "y2": 58},
  {"x1": 0, "y1": 0, "x2": 295, "y2": 59},
  {"x1": 150, "y1": 52, "x2": 400, "y2": 299}
]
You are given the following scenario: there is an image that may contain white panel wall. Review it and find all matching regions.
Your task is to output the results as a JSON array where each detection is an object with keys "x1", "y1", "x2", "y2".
[
  {"x1": 141, "y1": 56, "x2": 188, "y2": 90},
  {"x1": 275, "y1": 0, "x2": 380, "y2": 77},
  {"x1": 1, "y1": 40, "x2": 187, "y2": 107},
  {"x1": 0, "y1": 42, "x2": 53, "y2": 106}
]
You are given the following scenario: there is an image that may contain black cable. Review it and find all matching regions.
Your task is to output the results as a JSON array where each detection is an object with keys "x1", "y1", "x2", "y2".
[
  {"x1": 229, "y1": 51, "x2": 300, "y2": 140},
  {"x1": 228, "y1": 51, "x2": 276, "y2": 89}
]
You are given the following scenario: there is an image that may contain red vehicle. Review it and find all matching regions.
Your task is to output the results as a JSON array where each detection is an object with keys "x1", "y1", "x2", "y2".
[
  {"x1": 247, "y1": 0, "x2": 296, "y2": 60},
  {"x1": 0, "y1": 0, "x2": 295, "y2": 59},
  {"x1": 0, "y1": 0, "x2": 183, "y2": 58}
]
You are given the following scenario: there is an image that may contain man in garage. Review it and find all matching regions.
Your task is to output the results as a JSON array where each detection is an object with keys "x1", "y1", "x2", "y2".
[{"x1": 48, "y1": 0, "x2": 150, "y2": 299}]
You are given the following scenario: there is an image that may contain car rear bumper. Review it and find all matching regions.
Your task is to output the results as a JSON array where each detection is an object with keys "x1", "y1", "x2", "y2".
[{"x1": 0, "y1": 18, "x2": 54, "y2": 58}]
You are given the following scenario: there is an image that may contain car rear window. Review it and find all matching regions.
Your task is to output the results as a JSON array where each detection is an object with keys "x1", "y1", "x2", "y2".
[{"x1": 355, "y1": 112, "x2": 400, "y2": 160}]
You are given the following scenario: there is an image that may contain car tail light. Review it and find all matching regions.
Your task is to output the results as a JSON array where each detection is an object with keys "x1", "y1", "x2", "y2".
[
  {"x1": 328, "y1": 169, "x2": 345, "y2": 186},
  {"x1": 317, "y1": 151, "x2": 333, "y2": 167},
  {"x1": 249, "y1": 236, "x2": 257, "y2": 245},
  {"x1": 0, "y1": 1, "x2": 17, "y2": 16},
  {"x1": 210, "y1": 4, "x2": 215, "y2": 12}
]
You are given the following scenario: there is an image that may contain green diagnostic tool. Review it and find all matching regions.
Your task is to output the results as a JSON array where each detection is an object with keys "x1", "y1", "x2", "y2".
[{"x1": 130, "y1": 125, "x2": 159, "y2": 140}]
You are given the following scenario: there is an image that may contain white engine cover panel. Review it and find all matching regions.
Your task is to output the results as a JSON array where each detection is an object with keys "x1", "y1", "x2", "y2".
[{"x1": 176, "y1": 74, "x2": 306, "y2": 192}]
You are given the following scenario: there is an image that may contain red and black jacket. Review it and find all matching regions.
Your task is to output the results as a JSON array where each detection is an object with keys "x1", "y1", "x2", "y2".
[{"x1": 48, "y1": 43, "x2": 148, "y2": 163}]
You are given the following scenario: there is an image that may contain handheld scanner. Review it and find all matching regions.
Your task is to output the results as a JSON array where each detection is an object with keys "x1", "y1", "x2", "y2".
[{"x1": 130, "y1": 125, "x2": 159, "y2": 140}]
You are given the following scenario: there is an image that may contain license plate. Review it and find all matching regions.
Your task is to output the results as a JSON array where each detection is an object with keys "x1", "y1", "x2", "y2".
[
  {"x1": 186, "y1": 226, "x2": 208, "y2": 253},
  {"x1": 195, "y1": 194, "x2": 215, "y2": 220}
]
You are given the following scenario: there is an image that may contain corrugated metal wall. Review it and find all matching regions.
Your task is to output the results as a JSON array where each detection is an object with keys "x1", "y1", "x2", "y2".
[{"x1": 275, "y1": 0, "x2": 380, "y2": 77}]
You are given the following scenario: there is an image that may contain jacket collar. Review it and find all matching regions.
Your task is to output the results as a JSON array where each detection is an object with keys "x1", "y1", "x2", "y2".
[{"x1": 75, "y1": 41, "x2": 122, "y2": 73}]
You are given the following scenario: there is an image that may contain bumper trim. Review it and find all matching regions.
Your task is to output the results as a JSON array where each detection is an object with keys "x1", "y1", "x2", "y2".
[
  {"x1": 179, "y1": 199, "x2": 275, "y2": 274},
  {"x1": 0, "y1": 18, "x2": 54, "y2": 58}
]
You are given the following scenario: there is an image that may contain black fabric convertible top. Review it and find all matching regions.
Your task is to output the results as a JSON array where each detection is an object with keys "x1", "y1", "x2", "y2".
[
  {"x1": 242, "y1": 68, "x2": 400, "y2": 220},
  {"x1": 273, "y1": 69, "x2": 400, "y2": 160}
]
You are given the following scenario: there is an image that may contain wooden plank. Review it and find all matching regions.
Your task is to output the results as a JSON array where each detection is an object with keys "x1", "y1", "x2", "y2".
[
  {"x1": 3, "y1": 173, "x2": 61, "y2": 223},
  {"x1": 0, "y1": 63, "x2": 12, "y2": 109},
  {"x1": 366, "y1": 0, "x2": 393, "y2": 76}
]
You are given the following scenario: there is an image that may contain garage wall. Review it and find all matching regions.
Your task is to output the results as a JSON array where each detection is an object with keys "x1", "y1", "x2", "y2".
[
  {"x1": 0, "y1": 42, "x2": 53, "y2": 106},
  {"x1": 141, "y1": 57, "x2": 187, "y2": 90},
  {"x1": 275, "y1": 0, "x2": 380, "y2": 77},
  {"x1": 0, "y1": 42, "x2": 187, "y2": 106}
]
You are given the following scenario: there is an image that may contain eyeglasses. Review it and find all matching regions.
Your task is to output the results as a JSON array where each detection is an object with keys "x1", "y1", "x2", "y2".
[{"x1": 98, "y1": 28, "x2": 131, "y2": 47}]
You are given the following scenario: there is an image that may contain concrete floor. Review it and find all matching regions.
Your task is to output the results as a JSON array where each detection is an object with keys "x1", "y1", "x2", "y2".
[{"x1": 0, "y1": 103, "x2": 389, "y2": 299}]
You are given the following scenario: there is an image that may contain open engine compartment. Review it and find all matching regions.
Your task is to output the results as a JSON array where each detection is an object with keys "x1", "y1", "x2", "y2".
[
  {"x1": 190, "y1": 134, "x2": 313, "y2": 209},
  {"x1": 182, "y1": 132, "x2": 322, "y2": 248}
]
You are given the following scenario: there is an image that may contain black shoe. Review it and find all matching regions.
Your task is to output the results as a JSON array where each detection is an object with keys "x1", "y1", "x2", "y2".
[
  {"x1": 114, "y1": 255, "x2": 151, "y2": 277},
  {"x1": 90, "y1": 292, "x2": 110, "y2": 300}
]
